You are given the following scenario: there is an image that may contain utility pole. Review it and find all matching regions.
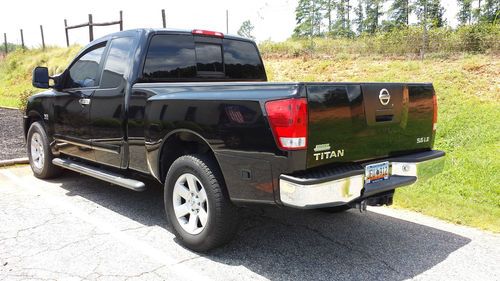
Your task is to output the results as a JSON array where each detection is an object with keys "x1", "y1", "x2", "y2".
[
  {"x1": 64, "y1": 19, "x2": 69, "y2": 47},
  {"x1": 20, "y1": 29, "x2": 25, "y2": 49},
  {"x1": 119, "y1": 10, "x2": 123, "y2": 31},
  {"x1": 40, "y1": 25, "x2": 45, "y2": 50},
  {"x1": 88, "y1": 14, "x2": 94, "y2": 42},
  {"x1": 3, "y1": 33, "x2": 7, "y2": 54},
  {"x1": 226, "y1": 10, "x2": 229, "y2": 33},
  {"x1": 162, "y1": 9, "x2": 166, "y2": 28}
]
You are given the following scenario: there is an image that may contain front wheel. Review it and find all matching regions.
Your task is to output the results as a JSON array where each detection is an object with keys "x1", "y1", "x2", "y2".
[
  {"x1": 27, "y1": 122, "x2": 61, "y2": 179},
  {"x1": 164, "y1": 154, "x2": 239, "y2": 252}
]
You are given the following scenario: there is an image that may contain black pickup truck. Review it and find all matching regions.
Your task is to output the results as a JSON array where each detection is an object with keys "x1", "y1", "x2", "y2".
[{"x1": 26, "y1": 28, "x2": 445, "y2": 251}]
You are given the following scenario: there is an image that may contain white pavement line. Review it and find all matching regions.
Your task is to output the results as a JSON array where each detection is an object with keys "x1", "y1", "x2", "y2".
[{"x1": 0, "y1": 169, "x2": 212, "y2": 281}]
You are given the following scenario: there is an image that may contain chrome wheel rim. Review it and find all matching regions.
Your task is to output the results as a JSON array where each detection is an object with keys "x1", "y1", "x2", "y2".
[
  {"x1": 172, "y1": 173, "x2": 209, "y2": 235},
  {"x1": 30, "y1": 132, "x2": 44, "y2": 170}
]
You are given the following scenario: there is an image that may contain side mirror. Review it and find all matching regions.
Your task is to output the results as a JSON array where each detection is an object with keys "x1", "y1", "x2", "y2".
[{"x1": 32, "y1": 66, "x2": 50, "y2": 89}]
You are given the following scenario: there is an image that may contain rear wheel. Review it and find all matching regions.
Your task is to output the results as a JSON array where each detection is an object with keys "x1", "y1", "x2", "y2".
[
  {"x1": 27, "y1": 122, "x2": 61, "y2": 179},
  {"x1": 164, "y1": 154, "x2": 239, "y2": 252}
]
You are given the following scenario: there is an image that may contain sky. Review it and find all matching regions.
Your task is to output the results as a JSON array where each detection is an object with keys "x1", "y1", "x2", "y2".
[{"x1": 0, "y1": 0, "x2": 460, "y2": 48}]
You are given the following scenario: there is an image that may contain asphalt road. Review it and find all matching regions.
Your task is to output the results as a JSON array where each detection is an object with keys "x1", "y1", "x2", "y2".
[{"x1": 0, "y1": 166, "x2": 499, "y2": 281}]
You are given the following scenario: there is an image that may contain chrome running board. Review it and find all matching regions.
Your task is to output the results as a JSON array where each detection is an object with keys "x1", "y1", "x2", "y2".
[{"x1": 52, "y1": 158, "x2": 146, "y2": 192}]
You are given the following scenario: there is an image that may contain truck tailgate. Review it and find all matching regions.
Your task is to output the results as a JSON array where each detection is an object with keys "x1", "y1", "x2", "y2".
[{"x1": 305, "y1": 83, "x2": 436, "y2": 169}]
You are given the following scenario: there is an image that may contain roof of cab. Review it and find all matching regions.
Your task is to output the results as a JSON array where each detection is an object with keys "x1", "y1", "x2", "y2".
[{"x1": 92, "y1": 28, "x2": 254, "y2": 44}]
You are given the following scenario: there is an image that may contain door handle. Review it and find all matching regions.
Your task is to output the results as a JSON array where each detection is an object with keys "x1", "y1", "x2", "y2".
[{"x1": 79, "y1": 98, "x2": 91, "y2": 106}]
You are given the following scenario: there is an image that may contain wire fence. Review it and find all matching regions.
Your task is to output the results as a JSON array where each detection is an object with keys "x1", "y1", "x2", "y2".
[
  {"x1": 261, "y1": 37, "x2": 500, "y2": 59},
  {"x1": 261, "y1": 25, "x2": 500, "y2": 58}
]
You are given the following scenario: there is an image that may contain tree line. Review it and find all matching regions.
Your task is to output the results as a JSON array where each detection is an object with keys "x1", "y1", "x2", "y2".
[{"x1": 293, "y1": 0, "x2": 499, "y2": 37}]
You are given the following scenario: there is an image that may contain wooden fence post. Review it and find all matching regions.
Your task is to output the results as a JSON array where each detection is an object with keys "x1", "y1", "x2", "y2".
[
  {"x1": 64, "y1": 19, "x2": 69, "y2": 47},
  {"x1": 3, "y1": 33, "x2": 7, "y2": 54},
  {"x1": 20, "y1": 29, "x2": 25, "y2": 49},
  {"x1": 162, "y1": 9, "x2": 166, "y2": 28},
  {"x1": 119, "y1": 11, "x2": 123, "y2": 31},
  {"x1": 40, "y1": 25, "x2": 45, "y2": 50},
  {"x1": 89, "y1": 14, "x2": 94, "y2": 42}
]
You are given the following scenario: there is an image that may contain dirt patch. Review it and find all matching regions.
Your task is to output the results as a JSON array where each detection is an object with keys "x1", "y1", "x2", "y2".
[{"x1": 0, "y1": 108, "x2": 25, "y2": 161}]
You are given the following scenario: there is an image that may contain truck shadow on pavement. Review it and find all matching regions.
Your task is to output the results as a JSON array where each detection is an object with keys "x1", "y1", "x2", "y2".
[{"x1": 52, "y1": 171, "x2": 470, "y2": 281}]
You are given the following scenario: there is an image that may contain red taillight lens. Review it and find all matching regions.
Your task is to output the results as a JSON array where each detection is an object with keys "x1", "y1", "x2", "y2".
[
  {"x1": 192, "y1": 29, "x2": 224, "y2": 38},
  {"x1": 432, "y1": 94, "x2": 438, "y2": 131},
  {"x1": 265, "y1": 98, "x2": 308, "y2": 150}
]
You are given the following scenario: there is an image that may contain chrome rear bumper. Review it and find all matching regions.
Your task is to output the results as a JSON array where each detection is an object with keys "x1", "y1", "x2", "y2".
[{"x1": 279, "y1": 150, "x2": 445, "y2": 209}]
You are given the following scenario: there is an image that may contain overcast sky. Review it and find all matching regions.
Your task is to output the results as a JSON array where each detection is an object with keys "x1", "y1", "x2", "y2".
[{"x1": 1, "y1": 0, "x2": 460, "y2": 47}]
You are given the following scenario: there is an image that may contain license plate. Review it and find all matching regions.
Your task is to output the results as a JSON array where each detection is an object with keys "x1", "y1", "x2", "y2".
[{"x1": 365, "y1": 162, "x2": 390, "y2": 184}]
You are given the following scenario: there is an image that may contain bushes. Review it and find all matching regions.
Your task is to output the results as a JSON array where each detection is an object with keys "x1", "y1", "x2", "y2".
[{"x1": 259, "y1": 23, "x2": 500, "y2": 57}]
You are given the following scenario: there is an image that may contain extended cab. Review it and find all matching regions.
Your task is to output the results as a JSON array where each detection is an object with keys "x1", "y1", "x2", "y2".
[{"x1": 26, "y1": 28, "x2": 445, "y2": 251}]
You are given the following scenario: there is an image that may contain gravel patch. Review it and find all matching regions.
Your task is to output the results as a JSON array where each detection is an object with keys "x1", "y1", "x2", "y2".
[{"x1": 0, "y1": 107, "x2": 26, "y2": 161}]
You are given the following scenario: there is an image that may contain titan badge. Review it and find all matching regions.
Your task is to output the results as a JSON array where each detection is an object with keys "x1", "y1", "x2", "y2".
[{"x1": 313, "y1": 143, "x2": 345, "y2": 161}]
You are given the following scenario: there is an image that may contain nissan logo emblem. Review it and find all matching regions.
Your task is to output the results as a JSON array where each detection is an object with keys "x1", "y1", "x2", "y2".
[{"x1": 379, "y1": 88, "x2": 391, "y2": 106}]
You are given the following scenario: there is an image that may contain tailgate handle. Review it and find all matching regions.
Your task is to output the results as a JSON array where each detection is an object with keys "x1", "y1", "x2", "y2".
[{"x1": 376, "y1": 115, "x2": 393, "y2": 122}]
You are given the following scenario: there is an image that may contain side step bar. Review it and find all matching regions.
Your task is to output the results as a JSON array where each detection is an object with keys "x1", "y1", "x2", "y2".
[{"x1": 52, "y1": 158, "x2": 146, "y2": 192}]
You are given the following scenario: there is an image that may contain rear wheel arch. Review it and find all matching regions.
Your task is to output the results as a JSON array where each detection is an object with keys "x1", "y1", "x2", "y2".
[{"x1": 158, "y1": 130, "x2": 226, "y2": 188}]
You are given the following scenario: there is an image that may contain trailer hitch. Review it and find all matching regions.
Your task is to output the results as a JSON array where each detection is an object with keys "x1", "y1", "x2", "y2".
[{"x1": 355, "y1": 200, "x2": 368, "y2": 213}]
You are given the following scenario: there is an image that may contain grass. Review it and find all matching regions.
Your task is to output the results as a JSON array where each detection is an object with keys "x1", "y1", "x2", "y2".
[
  {"x1": 0, "y1": 46, "x2": 81, "y2": 108},
  {"x1": 0, "y1": 45, "x2": 498, "y2": 232},
  {"x1": 264, "y1": 54, "x2": 500, "y2": 232}
]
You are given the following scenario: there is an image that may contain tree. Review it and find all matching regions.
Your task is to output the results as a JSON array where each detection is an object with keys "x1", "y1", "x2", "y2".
[
  {"x1": 327, "y1": 0, "x2": 353, "y2": 36},
  {"x1": 364, "y1": 0, "x2": 385, "y2": 34},
  {"x1": 237, "y1": 20, "x2": 255, "y2": 39},
  {"x1": 473, "y1": 0, "x2": 482, "y2": 22},
  {"x1": 336, "y1": 0, "x2": 353, "y2": 35},
  {"x1": 353, "y1": 0, "x2": 365, "y2": 34},
  {"x1": 428, "y1": 0, "x2": 446, "y2": 27},
  {"x1": 389, "y1": 0, "x2": 410, "y2": 27},
  {"x1": 294, "y1": 0, "x2": 323, "y2": 37},
  {"x1": 323, "y1": 0, "x2": 335, "y2": 34},
  {"x1": 481, "y1": 0, "x2": 500, "y2": 23},
  {"x1": 457, "y1": 0, "x2": 473, "y2": 25},
  {"x1": 414, "y1": 0, "x2": 445, "y2": 28}
]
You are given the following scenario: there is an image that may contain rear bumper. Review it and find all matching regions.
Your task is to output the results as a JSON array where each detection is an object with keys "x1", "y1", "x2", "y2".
[{"x1": 279, "y1": 150, "x2": 445, "y2": 209}]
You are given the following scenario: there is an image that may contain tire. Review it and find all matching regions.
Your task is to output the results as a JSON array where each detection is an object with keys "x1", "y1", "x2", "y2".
[
  {"x1": 27, "y1": 121, "x2": 61, "y2": 179},
  {"x1": 164, "y1": 154, "x2": 239, "y2": 252},
  {"x1": 318, "y1": 205, "x2": 352, "y2": 213}
]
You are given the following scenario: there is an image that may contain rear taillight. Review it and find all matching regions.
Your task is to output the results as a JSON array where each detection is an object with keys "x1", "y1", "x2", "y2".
[
  {"x1": 432, "y1": 94, "x2": 438, "y2": 131},
  {"x1": 265, "y1": 98, "x2": 308, "y2": 150}
]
